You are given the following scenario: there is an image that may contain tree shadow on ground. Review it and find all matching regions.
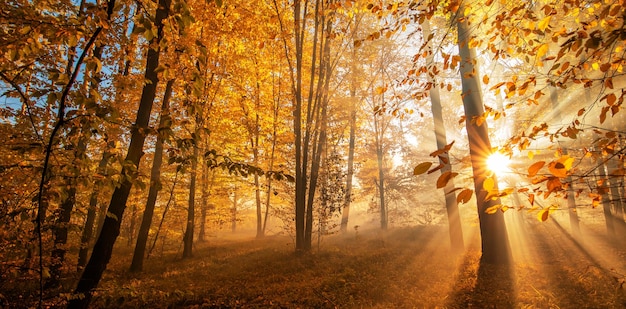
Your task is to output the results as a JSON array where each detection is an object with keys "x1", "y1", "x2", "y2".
[{"x1": 446, "y1": 249, "x2": 516, "y2": 308}]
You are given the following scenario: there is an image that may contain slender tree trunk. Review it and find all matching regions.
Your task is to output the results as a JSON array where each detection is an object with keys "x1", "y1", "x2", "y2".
[
  {"x1": 183, "y1": 134, "x2": 199, "y2": 259},
  {"x1": 548, "y1": 84, "x2": 580, "y2": 236},
  {"x1": 231, "y1": 190, "x2": 238, "y2": 233},
  {"x1": 376, "y1": 145, "x2": 387, "y2": 230},
  {"x1": 598, "y1": 158, "x2": 616, "y2": 237},
  {"x1": 127, "y1": 204, "x2": 137, "y2": 247},
  {"x1": 341, "y1": 40, "x2": 357, "y2": 233},
  {"x1": 78, "y1": 149, "x2": 110, "y2": 269},
  {"x1": 148, "y1": 170, "x2": 179, "y2": 258},
  {"x1": 69, "y1": 0, "x2": 171, "y2": 306},
  {"x1": 607, "y1": 158, "x2": 624, "y2": 221},
  {"x1": 422, "y1": 20, "x2": 464, "y2": 253},
  {"x1": 198, "y1": 146, "x2": 210, "y2": 242},
  {"x1": 130, "y1": 78, "x2": 174, "y2": 272},
  {"x1": 77, "y1": 37, "x2": 107, "y2": 269},
  {"x1": 456, "y1": 9, "x2": 510, "y2": 265}
]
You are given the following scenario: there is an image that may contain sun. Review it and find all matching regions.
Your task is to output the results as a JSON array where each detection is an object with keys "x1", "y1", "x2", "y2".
[{"x1": 486, "y1": 152, "x2": 511, "y2": 175}]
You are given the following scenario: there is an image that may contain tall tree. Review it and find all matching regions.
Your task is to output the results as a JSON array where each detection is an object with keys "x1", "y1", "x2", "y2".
[
  {"x1": 455, "y1": 5, "x2": 510, "y2": 264},
  {"x1": 273, "y1": 0, "x2": 335, "y2": 252},
  {"x1": 69, "y1": 0, "x2": 172, "y2": 306},
  {"x1": 130, "y1": 78, "x2": 175, "y2": 272},
  {"x1": 422, "y1": 19, "x2": 464, "y2": 253}
]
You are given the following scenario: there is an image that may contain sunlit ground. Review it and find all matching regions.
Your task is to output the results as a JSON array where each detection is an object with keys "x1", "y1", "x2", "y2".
[
  {"x1": 5, "y1": 208, "x2": 625, "y2": 307},
  {"x1": 64, "y1": 215, "x2": 624, "y2": 308}
]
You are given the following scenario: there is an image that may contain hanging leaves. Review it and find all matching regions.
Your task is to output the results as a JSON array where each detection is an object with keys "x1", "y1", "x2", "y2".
[
  {"x1": 413, "y1": 162, "x2": 433, "y2": 175},
  {"x1": 527, "y1": 161, "x2": 545, "y2": 177},
  {"x1": 436, "y1": 171, "x2": 458, "y2": 189},
  {"x1": 456, "y1": 189, "x2": 473, "y2": 204}
]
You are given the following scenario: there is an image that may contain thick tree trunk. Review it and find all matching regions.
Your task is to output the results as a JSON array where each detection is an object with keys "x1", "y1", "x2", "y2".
[
  {"x1": 456, "y1": 9, "x2": 510, "y2": 265},
  {"x1": 422, "y1": 20, "x2": 464, "y2": 253},
  {"x1": 130, "y1": 78, "x2": 174, "y2": 272},
  {"x1": 68, "y1": 0, "x2": 171, "y2": 306}
]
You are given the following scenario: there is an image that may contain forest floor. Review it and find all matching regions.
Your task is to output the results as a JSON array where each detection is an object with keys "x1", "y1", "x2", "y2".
[{"x1": 8, "y1": 216, "x2": 626, "y2": 308}]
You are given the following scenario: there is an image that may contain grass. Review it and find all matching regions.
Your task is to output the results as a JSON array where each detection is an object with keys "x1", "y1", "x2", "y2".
[{"x1": 4, "y1": 221, "x2": 626, "y2": 308}]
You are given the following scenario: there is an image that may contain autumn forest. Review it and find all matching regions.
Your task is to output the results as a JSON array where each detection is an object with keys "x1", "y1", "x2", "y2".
[{"x1": 1, "y1": 0, "x2": 626, "y2": 307}]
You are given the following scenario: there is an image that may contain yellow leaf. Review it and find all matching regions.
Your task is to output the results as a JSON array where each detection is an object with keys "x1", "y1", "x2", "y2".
[
  {"x1": 500, "y1": 205, "x2": 510, "y2": 212},
  {"x1": 528, "y1": 151, "x2": 534, "y2": 160},
  {"x1": 592, "y1": 62, "x2": 600, "y2": 70},
  {"x1": 413, "y1": 162, "x2": 433, "y2": 175},
  {"x1": 537, "y1": 208, "x2": 550, "y2": 222},
  {"x1": 483, "y1": 177, "x2": 495, "y2": 191},
  {"x1": 485, "y1": 205, "x2": 501, "y2": 214},
  {"x1": 538, "y1": 16, "x2": 551, "y2": 31},
  {"x1": 537, "y1": 44, "x2": 549, "y2": 59}
]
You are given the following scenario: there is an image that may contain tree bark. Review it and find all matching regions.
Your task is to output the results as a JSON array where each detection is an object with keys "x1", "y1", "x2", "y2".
[
  {"x1": 456, "y1": 9, "x2": 510, "y2": 265},
  {"x1": 422, "y1": 20, "x2": 464, "y2": 253},
  {"x1": 183, "y1": 127, "x2": 199, "y2": 259},
  {"x1": 130, "y1": 78, "x2": 174, "y2": 272},
  {"x1": 341, "y1": 31, "x2": 358, "y2": 233},
  {"x1": 69, "y1": 0, "x2": 171, "y2": 306}
]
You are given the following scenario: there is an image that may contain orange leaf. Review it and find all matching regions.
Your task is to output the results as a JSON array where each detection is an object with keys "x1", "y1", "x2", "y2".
[
  {"x1": 456, "y1": 189, "x2": 473, "y2": 204},
  {"x1": 607, "y1": 93, "x2": 617, "y2": 105},
  {"x1": 436, "y1": 171, "x2": 458, "y2": 189},
  {"x1": 483, "y1": 75, "x2": 490, "y2": 84},
  {"x1": 528, "y1": 161, "x2": 545, "y2": 177}
]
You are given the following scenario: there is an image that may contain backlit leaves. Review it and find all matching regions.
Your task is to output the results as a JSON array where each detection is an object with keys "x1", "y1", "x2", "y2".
[{"x1": 528, "y1": 161, "x2": 545, "y2": 177}]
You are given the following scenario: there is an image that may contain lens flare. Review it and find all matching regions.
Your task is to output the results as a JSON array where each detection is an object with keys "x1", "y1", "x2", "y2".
[{"x1": 486, "y1": 152, "x2": 511, "y2": 175}]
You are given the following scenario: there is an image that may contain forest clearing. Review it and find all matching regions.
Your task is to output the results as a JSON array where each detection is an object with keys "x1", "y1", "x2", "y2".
[
  {"x1": 4, "y1": 220, "x2": 626, "y2": 308},
  {"x1": 2, "y1": 0, "x2": 626, "y2": 308}
]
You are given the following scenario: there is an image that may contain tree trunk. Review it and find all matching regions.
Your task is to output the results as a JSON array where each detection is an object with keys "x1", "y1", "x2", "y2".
[
  {"x1": 422, "y1": 20, "x2": 464, "y2": 253},
  {"x1": 77, "y1": 39, "x2": 107, "y2": 270},
  {"x1": 341, "y1": 35, "x2": 357, "y2": 233},
  {"x1": 598, "y1": 158, "x2": 616, "y2": 237},
  {"x1": 548, "y1": 83, "x2": 580, "y2": 236},
  {"x1": 69, "y1": 0, "x2": 171, "y2": 306},
  {"x1": 198, "y1": 148, "x2": 210, "y2": 242},
  {"x1": 78, "y1": 149, "x2": 110, "y2": 269},
  {"x1": 376, "y1": 146, "x2": 387, "y2": 230},
  {"x1": 130, "y1": 78, "x2": 174, "y2": 272},
  {"x1": 456, "y1": 9, "x2": 510, "y2": 265},
  {"x1": 183, "y1": 134, "x2": 198, "y2": 259},
  {"x1": 231, "y1": 190, "x2": 238, "y2": 233}
]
